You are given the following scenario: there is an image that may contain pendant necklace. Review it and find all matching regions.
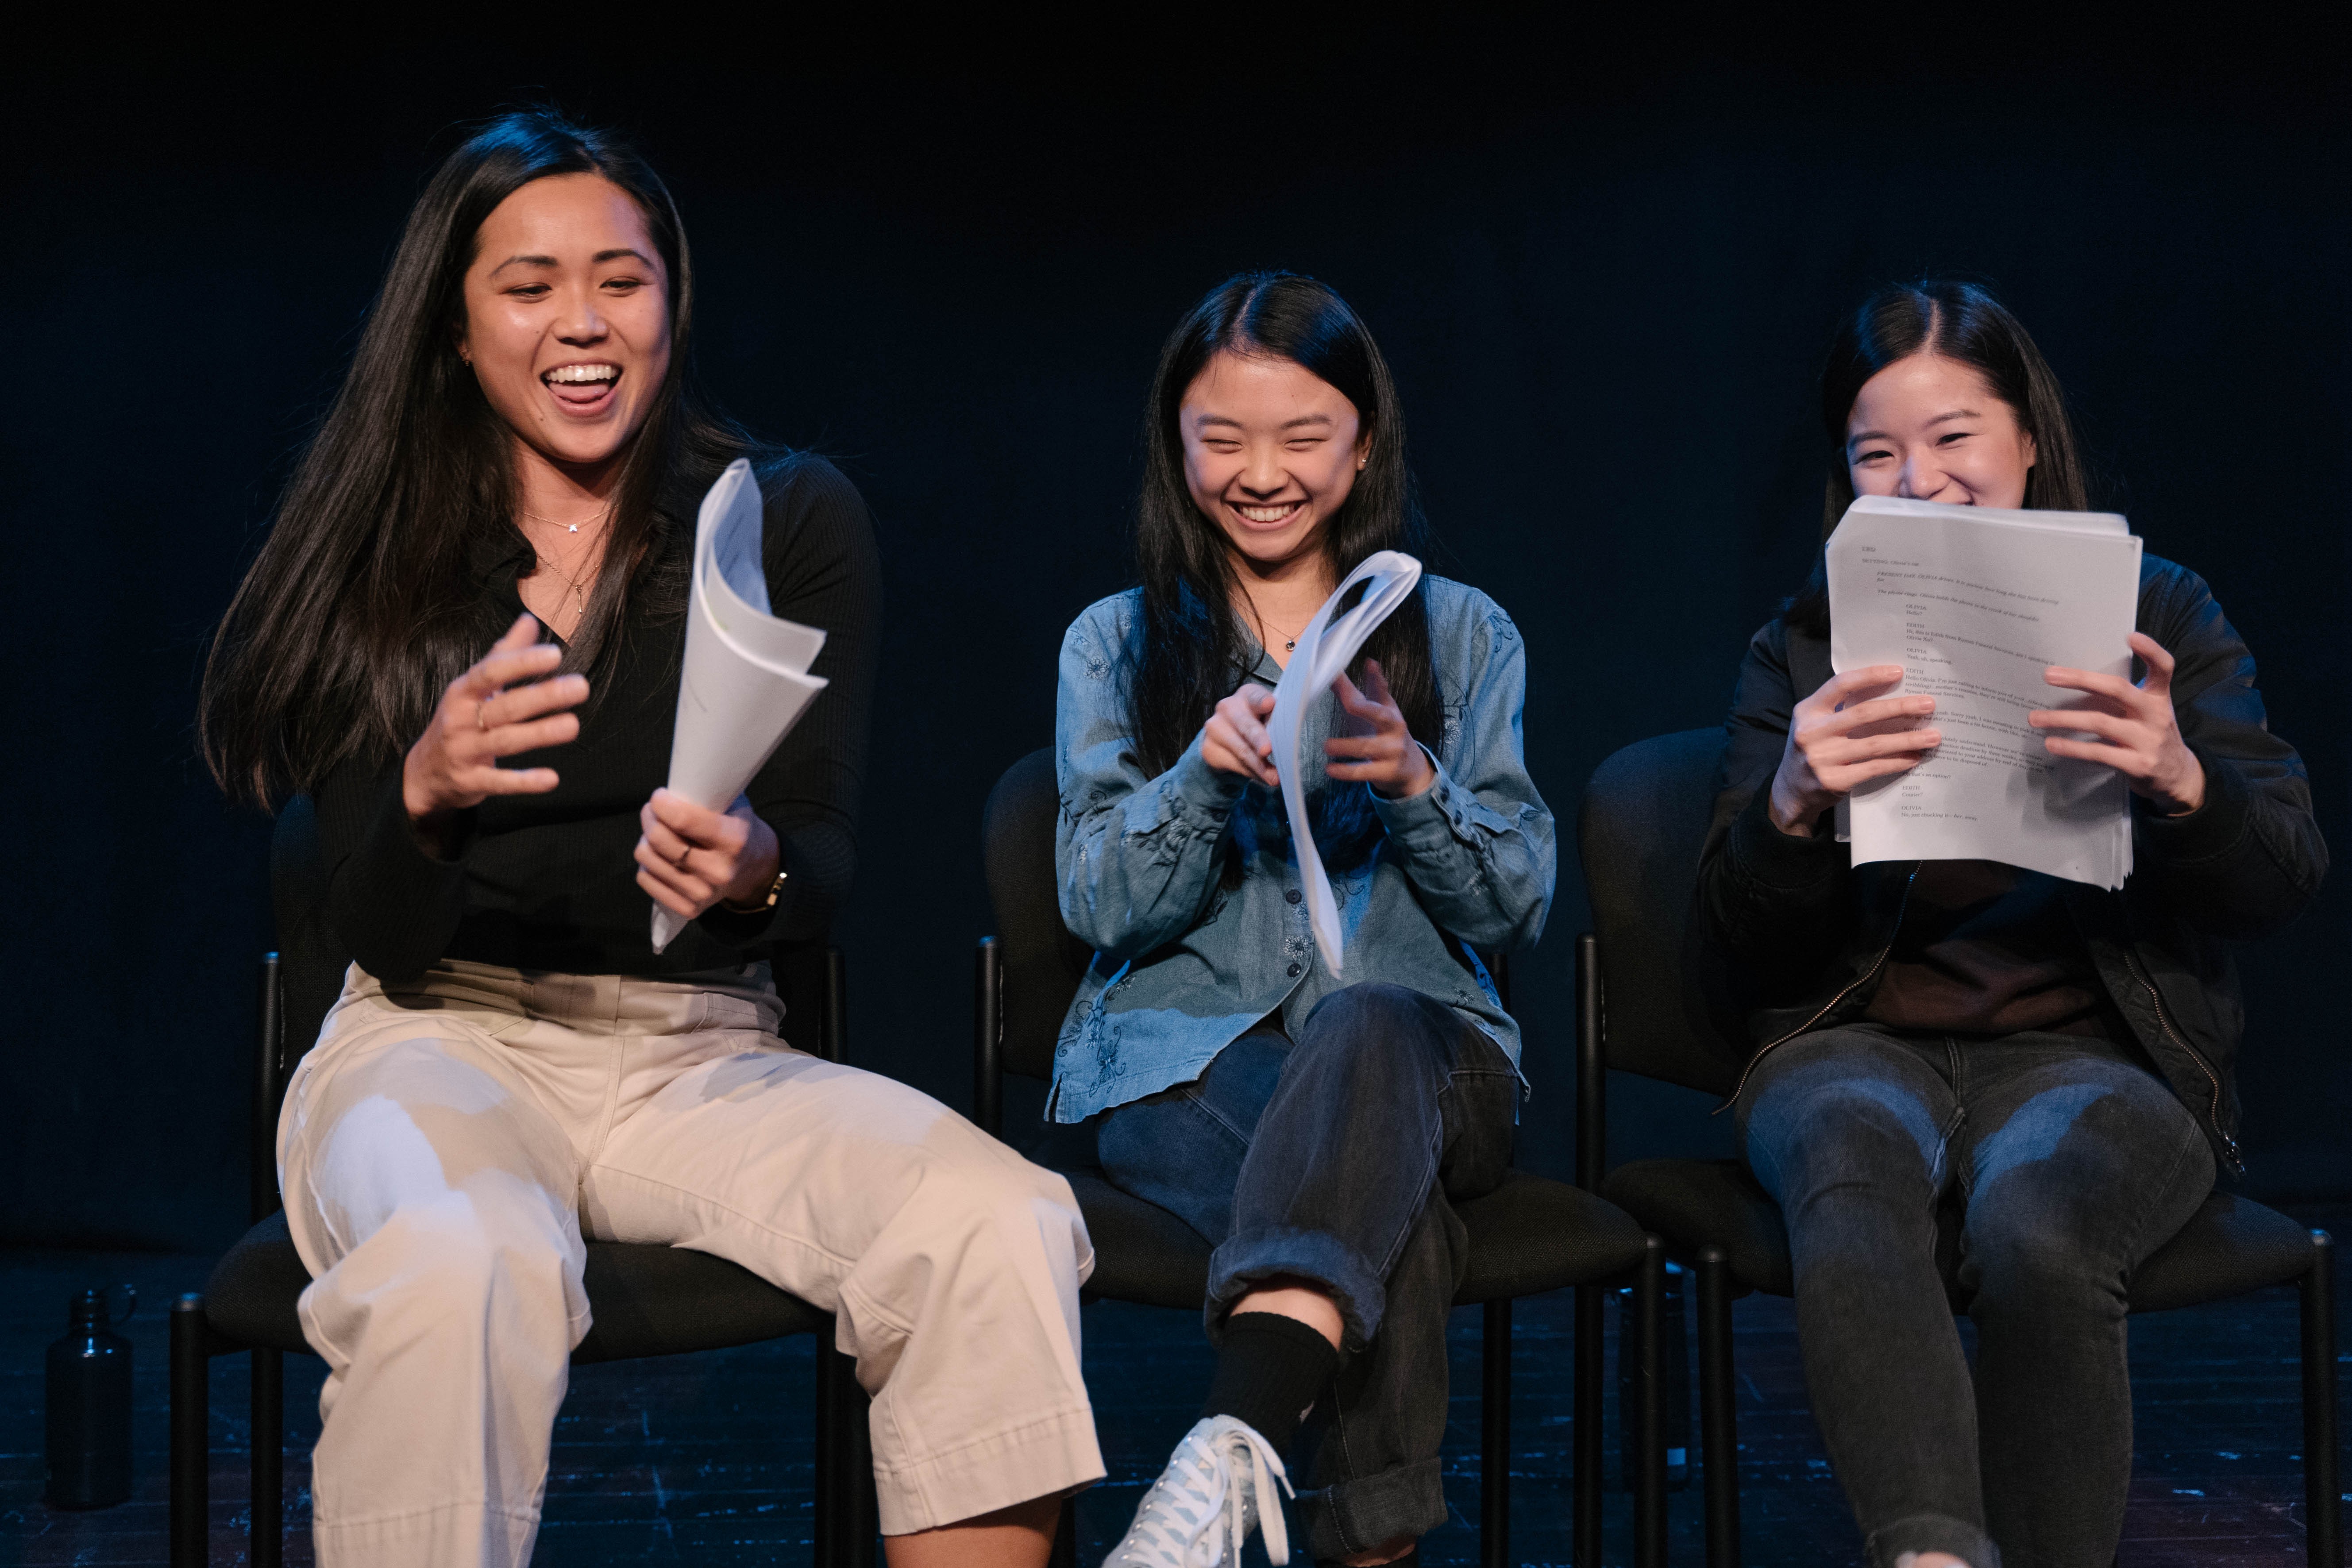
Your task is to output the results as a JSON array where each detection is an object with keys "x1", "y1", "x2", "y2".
[
  {"x1": 520, "y1": 505, "x2": 610, "y2": 632},
  {"x1": 522, "y1": 505, "x2": 609, "y2": 536},
  {"x1": 1258, "y1": 612, "x2": 1308, "y2": 653}
]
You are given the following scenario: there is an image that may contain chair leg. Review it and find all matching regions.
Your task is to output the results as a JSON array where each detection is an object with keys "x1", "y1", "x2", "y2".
[
  {"x1": 252, "y1": 1347, "x2": 284, "y2": 1568},
  {"x1": 170, "y1": 1294, "x2": 209, "y2": 1568},
  {"x1": 2302, "y1": 1231, "x2": 2340, "y2": 1568},
  {"x1": 1051, "y1": 1493, "x2": 1078, "y2": 1568},
  {"x1": 825, "y1": 1348, "x2": 878, "y2": 1568},
  {"x1": 856, "y1": 1438, "x2": 879, "y2": 1568},
  {"x1": 1573, "y1": 1283, "x2": 1604, "y2": 1567},
  {"x1": 1634, "y1": 1237, "x2": 1668, "y2": 1568},
  {"x1": 817, "y1": 1341, "x2": 845, "y2": 1568},
  {"x1": 1481, "y1": 1298, "x2": 1511, "y2": 1568},
  {"x1": 1696, "y1": 1248, "x2": 1740, "y2": 1568}
]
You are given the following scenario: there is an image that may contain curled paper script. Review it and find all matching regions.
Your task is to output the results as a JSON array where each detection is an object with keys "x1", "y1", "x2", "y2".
[
  {"x1": 1268, "y1": 550, "x2": 1423, "y2": 978},
  {"x1": 650, "y1": 459, "x2": 829, "y2": 953}
]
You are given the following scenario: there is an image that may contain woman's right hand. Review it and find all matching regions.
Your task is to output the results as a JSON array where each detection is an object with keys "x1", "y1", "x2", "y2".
[
  {"x1": 402, "y1": 613, "x2": 590, "y2": 842},
  {"x1": 1201, "y1": 682, "x2": 1280, "y2": 786},
  {"x1": 1766, "y1": 665, "x2": 1941, "y2": 837}
]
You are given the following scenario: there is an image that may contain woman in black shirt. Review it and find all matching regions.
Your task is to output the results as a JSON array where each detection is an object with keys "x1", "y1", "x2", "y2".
[{"x1": 201, "y1": 111, "x2": 1100, "y2": 1568}]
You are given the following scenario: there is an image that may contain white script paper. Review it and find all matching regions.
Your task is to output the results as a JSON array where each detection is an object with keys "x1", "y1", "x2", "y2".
[
  {"x1": 1826, "y1": 494, "x2": 2141, "y2": 888},
  {"x1": 1268, "y1": 551, "x2": 1423, "y2": 978},
  {"x1": 649, "y1": 459, "x2": 829, "y2": 953}
]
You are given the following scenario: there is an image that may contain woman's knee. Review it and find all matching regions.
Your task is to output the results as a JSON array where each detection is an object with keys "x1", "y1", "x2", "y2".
[
  {"x1": 1295, "y1": 983, "x2": 1452, "y2": 1074},
  {"x1": 915, "y1": 1134, "x2": 1089, "y2": 1262},
  {"x1": 1959, "y1": 1201, "x2": 2128, "y2": 1321},
  {"x1": 328, "y1": 1183, "x2": 582, "y2": 1350}
]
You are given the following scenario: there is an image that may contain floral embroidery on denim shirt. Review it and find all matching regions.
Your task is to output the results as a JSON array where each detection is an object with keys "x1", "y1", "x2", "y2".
[{"x1": 1065, "y1": 623, "x2": 1114, "y2": 682}]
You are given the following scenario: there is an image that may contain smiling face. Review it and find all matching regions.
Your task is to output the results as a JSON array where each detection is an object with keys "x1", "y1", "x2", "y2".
[
  {"x1": 1179, "y1": 349, "x2": 1369, "y2": 573},
  {"x1": 458, "y1": 172, "x2": 673, "y2": 475},
  {"x1": 1844, "y1": 352, "x2": 2037, "y2": 509}
]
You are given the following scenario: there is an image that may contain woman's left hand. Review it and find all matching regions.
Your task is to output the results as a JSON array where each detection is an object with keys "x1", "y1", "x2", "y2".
[
  {"x1": 635, "y1": 789, "x2": 782, "y2": 921},
  {"x1": 1326, "y1": 659, "x2": 1437, "y2": 800},
  {"x1": 2030, "y1": 631, "x2": 2206, "y2": 816}
]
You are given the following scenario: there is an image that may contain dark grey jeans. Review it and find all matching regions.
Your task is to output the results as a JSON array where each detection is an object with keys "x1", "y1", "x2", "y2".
[
  {"x1": 1098, "y1": 982, "x2": 1519, "y2": 1561},
  {"x1": 1737, "y1": 1024, "x2": 2214, "y2": 1568}
]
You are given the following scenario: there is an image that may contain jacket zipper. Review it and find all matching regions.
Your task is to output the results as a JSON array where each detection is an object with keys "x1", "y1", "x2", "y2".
[
  {"x1": 1717, "y1": 863, "x2": 1920, "y2": 1112},
  {"x1": 2121, "y1": 946, "x2": 2242, "y2": 1173}
]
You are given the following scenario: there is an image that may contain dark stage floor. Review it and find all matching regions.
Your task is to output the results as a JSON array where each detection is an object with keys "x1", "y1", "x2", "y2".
[{"x1": 6, "y1": 1211, "x2": 2344, "y2": 1565}]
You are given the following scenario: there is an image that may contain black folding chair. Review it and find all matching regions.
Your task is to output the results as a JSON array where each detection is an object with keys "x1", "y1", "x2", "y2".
[
  {"x1": 1577, "y1": 727, "x2": 2342, "y2": 1568},
  {"x1": 168, "y1": 796, "x2": 877, "y2": 1568},
  {"x1": 974, "y1": 746, "x2": 1670, "y2": 1568}
]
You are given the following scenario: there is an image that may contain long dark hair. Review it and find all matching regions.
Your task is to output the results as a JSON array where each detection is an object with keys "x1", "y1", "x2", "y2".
[
  {"x1": 1785, "y1": 279, "x2": 2090, "y2": 636},
  {"x1": 200, "y1": 108, "x2": 771, "y2": 804},
  {"x1": 1128, "y1": 272, "x2": 1441, "y2": 786}
]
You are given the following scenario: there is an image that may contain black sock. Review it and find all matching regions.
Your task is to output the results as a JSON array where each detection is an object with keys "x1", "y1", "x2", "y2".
[{"x1": 1201, "y1": 1311, "x2": 1342, "y2": 1453}]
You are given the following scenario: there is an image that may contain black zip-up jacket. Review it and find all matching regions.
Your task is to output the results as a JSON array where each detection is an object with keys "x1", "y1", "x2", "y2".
[{"x1": 1698, "y1": 554, "x2": 2327, "y2": 1176}]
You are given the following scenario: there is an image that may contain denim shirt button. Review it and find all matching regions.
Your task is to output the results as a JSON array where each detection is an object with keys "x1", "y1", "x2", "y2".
[
  {"x1": 1285, "y1": 888, "x2": 1302, "y2": 905},
  {"x1": 1287, "y1": 962, "x2": 1302, "y2": 977}
]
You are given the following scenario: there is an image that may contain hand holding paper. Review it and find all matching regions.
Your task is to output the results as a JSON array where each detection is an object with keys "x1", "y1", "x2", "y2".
[
  {"x1": 2030, "y1": 631, "x2": 2207, "y2": 817},
  {"x1": 1325, "y1": 661, "x2": 1436, "y2": 799},
  {"x1": 648, "y1": 458, "x2": 829, "y2": 953},
  {"x1": 1825, "y1": 494, "x2": 2142, "y2": 888},
  {"x1": 1268, "y1": 550, "x2": 1423, "y2": 977},
  {"x1": 635, "y1": 787, "x2": 777, "y2": 926}
]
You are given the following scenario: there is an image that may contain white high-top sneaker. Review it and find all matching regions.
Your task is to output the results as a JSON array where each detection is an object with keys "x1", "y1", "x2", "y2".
[{"x1": 1104, "y1": 1414, "x2": 1295, "y2": 1568}]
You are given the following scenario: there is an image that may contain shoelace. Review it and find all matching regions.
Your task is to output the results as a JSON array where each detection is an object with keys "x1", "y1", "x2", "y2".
[{"x1": 1120, "y1": 1416, "x2": 1294, "y2": 1568}]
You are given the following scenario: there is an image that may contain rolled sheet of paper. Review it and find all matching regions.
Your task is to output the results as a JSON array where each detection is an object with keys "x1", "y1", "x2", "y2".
[
  {"x1": 1267, "y1": 550, "x2": 1424, "y2": 978},
  {"x1": 650, "y1": 459, "x2": 829, "y2": 953}
]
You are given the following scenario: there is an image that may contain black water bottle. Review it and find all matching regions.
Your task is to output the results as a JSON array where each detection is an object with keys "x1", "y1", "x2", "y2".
[{"x1": 46, "y1": 1286, "x2": 136, "y2": 1509}]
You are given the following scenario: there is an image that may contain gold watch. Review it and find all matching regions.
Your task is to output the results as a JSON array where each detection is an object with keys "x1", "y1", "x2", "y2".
[{"x1": 722, "y1": 869, "x2": 787, "y2": 913}]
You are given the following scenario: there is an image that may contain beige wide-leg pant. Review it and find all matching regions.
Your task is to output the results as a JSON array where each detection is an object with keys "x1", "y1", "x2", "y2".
[{"x1": 277, "y1": 959, "x2": 1102, "y2": 1568}]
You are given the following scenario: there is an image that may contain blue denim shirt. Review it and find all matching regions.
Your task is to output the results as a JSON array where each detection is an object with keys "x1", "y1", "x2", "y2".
[{"x1": 1049, "y1": 576, "x2": 1556, "y2": 1123}]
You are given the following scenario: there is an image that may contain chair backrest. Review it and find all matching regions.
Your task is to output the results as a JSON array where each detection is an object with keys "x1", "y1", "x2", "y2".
[
  {"x1": 1576, "y1": 728, "x2": 1753, "y2": 1096},
  {"x1": 269, "y1": 796, "x2": 348, "y2": 1086},
  {"x1": 981, "y1": 747, "x2": 1094, "y2": 1080}
]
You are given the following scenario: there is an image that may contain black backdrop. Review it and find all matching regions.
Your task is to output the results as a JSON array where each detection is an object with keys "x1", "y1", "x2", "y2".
[{"x1": 4, "y1": 25, "x2": 2344, "y2": 1250}]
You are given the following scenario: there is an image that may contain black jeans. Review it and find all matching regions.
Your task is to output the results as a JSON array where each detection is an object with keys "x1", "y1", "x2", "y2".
[
  {"x1": 1098, "y1": 982, "x2": 1520, "y2": 1560},
  {"x1": 1737, "y1": 1024, "x2": 2214, "y2": 1568}
]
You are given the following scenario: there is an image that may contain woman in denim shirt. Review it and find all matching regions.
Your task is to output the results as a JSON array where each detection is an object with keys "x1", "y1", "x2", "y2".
[{"x1": 1060, "y1": 274, "x2": 1555, "y2": 1568}]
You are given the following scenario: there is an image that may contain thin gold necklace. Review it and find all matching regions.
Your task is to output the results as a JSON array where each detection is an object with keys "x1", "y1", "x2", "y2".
[
  {"x1": 519, "y1": 507, "x2": 608, "y2": 629},
  {"x1": 521, "y1": 504, "x2": 609, "y2": 536}
]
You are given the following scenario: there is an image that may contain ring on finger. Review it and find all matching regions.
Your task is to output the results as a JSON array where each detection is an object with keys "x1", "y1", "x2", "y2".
[{"x1": 477, "y1": 698, "x2": 491, "y2": 732}]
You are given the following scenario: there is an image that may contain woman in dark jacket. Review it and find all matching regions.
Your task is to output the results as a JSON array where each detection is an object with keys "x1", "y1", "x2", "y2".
[{"x1": 1697, "y1": 280, "x2": 2325, "y2": 1568}]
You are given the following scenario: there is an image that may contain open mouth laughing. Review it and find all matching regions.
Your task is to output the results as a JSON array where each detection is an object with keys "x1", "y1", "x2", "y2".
[{"x1": 542, "y1": 361, "x2": 622, "y2": 413}]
